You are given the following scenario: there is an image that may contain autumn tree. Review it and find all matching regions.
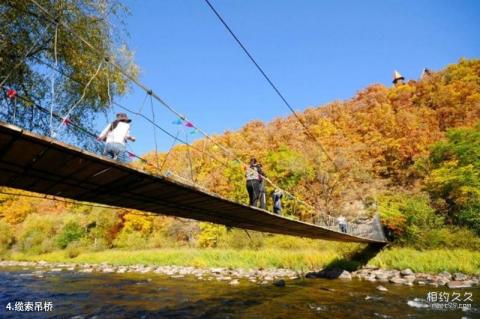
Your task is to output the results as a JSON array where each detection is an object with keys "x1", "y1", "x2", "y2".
[{"x1": 0, "y1": 0, "x2": 138, "y2": 149}]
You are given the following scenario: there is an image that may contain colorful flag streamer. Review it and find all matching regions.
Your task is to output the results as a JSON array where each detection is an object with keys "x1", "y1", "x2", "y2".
[
  {"x1": 189, "y1": 129, "x2": 198, "y2": 135},
  {"x1": 185, "y1": 121, "x2": 194, "y2": 128},
  {"x1": 127, "y1": 151, "x2": 136, "y2": 158},
  {"x1": 6, "y1": 89, "x2": 16, "y2": 99},
  {"x1": 61, "y1": 117, "x2": 72, "y2": 126},
  {"x1": 172, "y1": 118, "x2": 183, "y2": 125}
]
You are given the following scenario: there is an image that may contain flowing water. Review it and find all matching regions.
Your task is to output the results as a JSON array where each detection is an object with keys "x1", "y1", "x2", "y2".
[{"x1": 0, "y1": 267, "x2": 478, "y2": 318}]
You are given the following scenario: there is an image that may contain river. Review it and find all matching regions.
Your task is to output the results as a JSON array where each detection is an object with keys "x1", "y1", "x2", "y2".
[{"x1": 0, "y1": 267, "x2": 478, "y2": 318}]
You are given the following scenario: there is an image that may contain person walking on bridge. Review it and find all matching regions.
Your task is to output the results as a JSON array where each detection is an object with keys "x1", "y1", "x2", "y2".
[
  {"x1": 98, "y1": 113, "x2": 136, "y2": 161},
  {"x1": 337, "y1": 215, "x2": 347, "y2": 233},
  {"x1": 272, "y1": 188, "x2": 283, "y2": 215},
  {"x1": 245, "y1": 158, "x2": 265, "y2": 207}
]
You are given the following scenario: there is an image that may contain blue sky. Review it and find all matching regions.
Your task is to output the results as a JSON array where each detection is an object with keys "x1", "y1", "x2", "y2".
[{"x1": 104, "y1": 0, "x2": 480, "y2": 156}]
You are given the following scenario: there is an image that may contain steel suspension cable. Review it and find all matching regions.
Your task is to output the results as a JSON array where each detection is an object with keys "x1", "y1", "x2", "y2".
[
  {"x1": 149, "y1": 95, "x2": 160, "y2": 169},
  {"x1": 52, "y1": 60, "x2": 103, "y2": 137},
  {"x1": 159, "y1": 129, "x2": 180, "y2": 173},
  {"x1": 49, "y1": 23, "x2": 59, "y2": 136},
  {"x1": 203, "y1": 0, "x2": 337, "y2": 166},
  {"x1": 203, "y1": 0, "x2": 367, "y2": 203}
]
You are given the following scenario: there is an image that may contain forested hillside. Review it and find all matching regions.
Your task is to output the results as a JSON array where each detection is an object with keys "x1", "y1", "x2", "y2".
[{"x1": 1, "y1": 59, "x2": 479, "y2": 255}]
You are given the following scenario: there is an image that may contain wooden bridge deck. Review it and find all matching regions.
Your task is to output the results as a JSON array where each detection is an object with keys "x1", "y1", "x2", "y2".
[{"x1": 0, "y1": 121, "x2": 386, "y2": 244}]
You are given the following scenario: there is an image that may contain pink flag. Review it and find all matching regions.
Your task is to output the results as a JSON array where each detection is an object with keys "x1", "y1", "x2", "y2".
[
  {"x1": 127, "y1": 151, "x2": 135, "y2": 158},
  {"x1": 62, "y1": 117, "x2": 72, "y2": 126},
  {"x1": 185, "y1": 122, "x2": 194, "y2": 128}
]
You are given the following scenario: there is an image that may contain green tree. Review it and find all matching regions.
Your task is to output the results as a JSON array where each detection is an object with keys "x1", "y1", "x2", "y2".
[
  {"x1": 424, "y1": 125, "x2": 480, "y2": 234},
  {"x1": 378, "y1": 193, "x2": 444, "y2": 245}
]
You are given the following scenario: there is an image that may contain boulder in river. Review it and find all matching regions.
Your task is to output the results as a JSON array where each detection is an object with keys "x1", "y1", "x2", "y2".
[
  {"x1": 309, "y1": 268, "x2": 352, "y2": 280},
  {"x1": 375, "y1": 273, "x2": 389, "y2": 282},
  {"x1": 389, "y1": 277, "x2": 406, "y2": 285},
  {"x1": 376, "y1": 285, "x2": 388, "y2": 292},
  {"x1": 402, "y1": 275, "x2": 416, "y2": 283},
  {"x1": 452, "y1": 272, "x2": 468, "y2": 281},
  {"x1": 438, "y1": 271, "x2": 452, "y2": 280},
  {"x1": 400, "y1": 268, "x2": 414, "y2": 276}
]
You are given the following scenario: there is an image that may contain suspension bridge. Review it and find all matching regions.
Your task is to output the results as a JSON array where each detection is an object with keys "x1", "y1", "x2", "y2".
[
  {"x1": 0, "y1": 0, "x2": 387, "y2": 245},
  {"x1": 0, "y1": 120, "x2": 385, "y2": 244}
]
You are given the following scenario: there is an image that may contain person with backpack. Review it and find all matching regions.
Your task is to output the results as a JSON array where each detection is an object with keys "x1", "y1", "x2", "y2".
[
  {"x1": 245, "y1": 158, "x2": 265, "y2": 207},
  {"x1": 272, "y1": 188, "x2": 283, "y2": 215},
  {"x1": 98, "y1": 113, "x2": 136, "y2": 161}
]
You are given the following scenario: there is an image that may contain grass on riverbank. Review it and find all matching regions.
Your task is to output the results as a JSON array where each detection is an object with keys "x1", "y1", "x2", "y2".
[
  {"x1": 7, "y1": 248, "x2": 342, "y2": 271},
  {"x1": 369, "y1": 248, "x2": 480, "y2": 274},
  {"x1": 4, "y1": 247, "x2": 480, "y2": 275}
]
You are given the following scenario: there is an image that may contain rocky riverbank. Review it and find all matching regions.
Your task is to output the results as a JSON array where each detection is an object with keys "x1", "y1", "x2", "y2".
[
  {"x1": 0, "y1": 260, "x2": 478, "y2": 289},
  {"x1": 306, "y1": 266, "x2": 480, "y2": 289}
]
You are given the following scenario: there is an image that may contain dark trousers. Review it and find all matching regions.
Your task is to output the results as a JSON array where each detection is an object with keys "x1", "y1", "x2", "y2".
[
  {"x1": 259, "y1": 180, "x2": 266, "y2": 209},
  {"x1": 246, "y1": 179, "x2": 260, "y2": 206}
]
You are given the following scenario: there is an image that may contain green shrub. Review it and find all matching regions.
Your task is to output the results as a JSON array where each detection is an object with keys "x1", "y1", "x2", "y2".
[
  {"x1": 57, "y1": 221, "x2": 86, "y2": 249},
  {"x1": 378, "y1": 191, "x2": 480, "y2": 249},
  {"x1": 457, "y1": 205, "x2": 480, "y2": 235},
  {"x1": 420, "y1": 227, "x2": 480, "y2": 250},
  {"x1": 378, "y1": 192, "x2": 444, "y2": 244},
  {"x1": 65, "y1": 241, "x2": 83, "y2": 258}
]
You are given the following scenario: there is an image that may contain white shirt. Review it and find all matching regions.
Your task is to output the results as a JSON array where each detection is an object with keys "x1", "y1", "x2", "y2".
[{"x1": 99, "y1": 121, "x2": 132, "y2": 145}]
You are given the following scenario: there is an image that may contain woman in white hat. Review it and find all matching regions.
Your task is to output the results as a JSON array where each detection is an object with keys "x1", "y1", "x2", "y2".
[{"x1": 98, "y1": 113, "x2": 136, "y2": 161}]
